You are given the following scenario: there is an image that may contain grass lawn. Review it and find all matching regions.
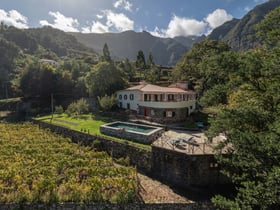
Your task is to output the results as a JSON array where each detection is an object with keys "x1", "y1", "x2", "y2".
[
  {"x1": 36, "y1": 113, "x2": 107, "y2": 135},
  {"x1": 35, "y1": 113, "x2": 151, "y2": 150},
  {"x1": 0, "y1": 97, "x2": 22, "y2": 103}
]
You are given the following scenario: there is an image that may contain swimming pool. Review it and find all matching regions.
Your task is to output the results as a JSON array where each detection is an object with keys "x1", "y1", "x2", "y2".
[{"x1": 100, "y1": 121, "x2": 164, "y2": 144}]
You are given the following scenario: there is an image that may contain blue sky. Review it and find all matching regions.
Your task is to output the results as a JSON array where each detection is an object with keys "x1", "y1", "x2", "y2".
[{"x1": 0, "y1": 0, "x2": 268, "y2": 37}]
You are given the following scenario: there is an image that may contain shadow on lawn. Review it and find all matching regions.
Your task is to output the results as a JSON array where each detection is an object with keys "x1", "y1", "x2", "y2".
[{"x1": 92, "y1": 110, "x2": 129, "y2": 122}]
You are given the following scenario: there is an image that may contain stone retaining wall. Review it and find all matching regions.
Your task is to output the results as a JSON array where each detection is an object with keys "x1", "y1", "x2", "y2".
[
  {"x1": 0, "y1": 202, "x2": 214, "y2": 210},
  {"x1": 151, "y1": 145, "x2": 229, "y2": 187},
  {"x1": 33, "y1": 120, "x2": 229, "y2": 187}
]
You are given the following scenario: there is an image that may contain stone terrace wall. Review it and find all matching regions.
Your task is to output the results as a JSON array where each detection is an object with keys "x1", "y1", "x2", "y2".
[
  {"x1": 152, "y1": 145, "x2": 229, "y2": 187},
  {"x1": 0, "y1": 202, "x2": 214, "y2": 210},
  {"x1": 33, "y1": 120, "x2": 152, "y2": 173},
  {"x1": 33, "y1": 120, "x2": 229, "y2": 187}
]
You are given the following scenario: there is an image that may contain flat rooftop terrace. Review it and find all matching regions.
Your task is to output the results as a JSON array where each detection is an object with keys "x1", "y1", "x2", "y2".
[{"x1": 152, "y1": 129, "x2": 226, "y2": 155}]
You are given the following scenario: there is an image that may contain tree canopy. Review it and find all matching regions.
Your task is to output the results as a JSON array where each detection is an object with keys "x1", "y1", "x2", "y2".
[
  {"x1": 85, "y1": 61, "x2": 127, "y2": 97},
  {"x1": 200, "y1": 7, "x2": 280, "y2": 209}
]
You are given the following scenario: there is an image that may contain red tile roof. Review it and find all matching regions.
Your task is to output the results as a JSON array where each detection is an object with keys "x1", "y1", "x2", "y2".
[{"x1": 126, "y1": 83, "x2": 187, "y2": 93}]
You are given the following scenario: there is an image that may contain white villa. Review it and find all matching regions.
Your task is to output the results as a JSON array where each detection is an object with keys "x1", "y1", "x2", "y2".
[{"x1": 116, "y1": 82, "x2": 196, "y2": 122}]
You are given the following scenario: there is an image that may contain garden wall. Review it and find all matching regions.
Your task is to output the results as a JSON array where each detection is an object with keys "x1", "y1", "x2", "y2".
[
  {"x1": 151, "y1": 146, "x2": 229, "y2": 187},
  {"x1": 32, "y1": 120, "x2": 229, "y2": 187}
]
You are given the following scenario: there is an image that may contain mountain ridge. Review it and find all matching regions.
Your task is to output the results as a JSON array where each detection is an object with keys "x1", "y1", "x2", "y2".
[
  {"x1": 208, "y1": 0, "x2": 280, "y2": 51},
  {"x1": 70, "y1": 30, "x2": 202, "y2": 66},
  {"x1": 70, "y1": 0, "x2": 280, "y2": 64}
]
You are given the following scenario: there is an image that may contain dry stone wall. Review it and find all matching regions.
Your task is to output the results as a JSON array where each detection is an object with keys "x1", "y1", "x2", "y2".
[
  {"x1": 32, "y1": 120, "x2": 229, "y2": 187},
  {"x1": 151, "y1": 146, "x2": 229, "y2": 187}
]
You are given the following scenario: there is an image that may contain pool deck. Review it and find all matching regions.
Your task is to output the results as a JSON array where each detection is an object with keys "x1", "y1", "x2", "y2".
[{"x1": 100, "y1": 121, "x2": 164, "y2": 144}]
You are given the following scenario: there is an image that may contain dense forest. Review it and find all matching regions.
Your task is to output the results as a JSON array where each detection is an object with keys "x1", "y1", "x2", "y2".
[
  {"x1": 0, "y1": 4, "x2": 279, "y2": 209},
  {"x1": 0, "y1": 24, "x2": 163, "y2": 112}
]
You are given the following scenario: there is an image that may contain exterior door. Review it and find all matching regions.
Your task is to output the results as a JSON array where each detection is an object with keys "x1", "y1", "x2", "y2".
[{"x1": 144, "y1": 108, "x2": 148, "y2": 116}]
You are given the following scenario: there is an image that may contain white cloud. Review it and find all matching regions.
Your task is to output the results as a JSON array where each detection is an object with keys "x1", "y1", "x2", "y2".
[
  {"x1": 0, "y1": 9, "x2": 28, "y2": 29},
  {"x1": 166, "y1": 16, "x2": 207, "y2": 37},
  {"x1": 105, "y1": 10, "x2": 134, "y2": 31},
  {"x1": 82, "y1": 10, "x2": 134, "y2": 33},
  {"x1": 149, "y1": 26, "x2": 166, "y2": 38},
  {"x1": 96, "y1": 14, "x2": 103, "y2": 19},
  {"x1": 39, "y1": 11, "x2": 79, "y2": 32},
  {"x1": 148, "y1": 9, "x2": 233, "y2": 38},
  {"x1": 205, "y1": 9, "x2": 233, "y2": 29},
  {"x1": 244, "y1": 6, "x2": 250, "y2": 12},
  {"x1": 113, "y1": 0, "x2": 133, "y2": 12},
  {"x1": 149, "y1": 15, "x2": 206, "y2": 38},
  {"x1": 82, "y1": 21, "x2": 109, "y2": 33}
]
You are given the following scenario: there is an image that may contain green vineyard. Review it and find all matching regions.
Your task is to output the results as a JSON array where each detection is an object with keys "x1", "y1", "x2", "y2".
[{"x1": 0, "y1": 123, "x2": 139, "y2": 203}]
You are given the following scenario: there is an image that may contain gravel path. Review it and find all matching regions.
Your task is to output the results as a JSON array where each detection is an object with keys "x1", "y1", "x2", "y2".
[{"x1": 137, "y1": 173, "x2": 192, "y2": 203}]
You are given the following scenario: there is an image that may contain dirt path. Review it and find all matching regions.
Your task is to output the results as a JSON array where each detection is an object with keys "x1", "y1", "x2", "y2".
[{"x1": 137, "y1": 173, "x2": 192, "y2": 203}]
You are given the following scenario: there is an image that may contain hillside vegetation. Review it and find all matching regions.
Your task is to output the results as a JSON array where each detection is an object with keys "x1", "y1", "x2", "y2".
[
  {"x1": 208, "y1": 0, "x2": 280, "y2": 51},
  {"x1": 173, "y1": 6, "x2": 280, "y2": 209},
  {"x1": 70, "y1": 30, "x2": 201, "y2": 66}
]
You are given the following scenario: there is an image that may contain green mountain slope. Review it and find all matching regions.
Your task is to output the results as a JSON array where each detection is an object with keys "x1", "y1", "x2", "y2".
[
  {"x1": 208, "y1": 0, "x2": 280, "y2": 51},
  {"x1": 70, "y1": 30, "x2": 202, "y2": 66},
  {"x1": 27, "y1": 26, "x2": 96, "y2": 57}
]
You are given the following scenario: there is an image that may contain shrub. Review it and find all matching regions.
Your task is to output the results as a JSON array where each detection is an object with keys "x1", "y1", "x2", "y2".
[
  {"x1": 54, "y1": 105, "x2": 64, "y2": 114},
  {"x1": 76, "y1": 98, "x2": 89, "y2": 114},
  {"x1": 98, "y1": 94, "x2": 117, "y2": 111},
  {"x1": 66, "y1": 102, "x2": 78, "y2": 117},
  {"x1": 66, "y1": 98, "x2": 90, "y2": 117}
]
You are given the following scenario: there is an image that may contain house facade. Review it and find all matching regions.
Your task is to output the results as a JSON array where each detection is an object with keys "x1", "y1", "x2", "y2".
[{"x1": 116, "y1": 83, "x2": 196, "y2": 122}]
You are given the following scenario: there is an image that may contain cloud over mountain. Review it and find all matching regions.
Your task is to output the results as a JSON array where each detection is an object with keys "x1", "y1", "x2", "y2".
[
  {"x1": 149, "y1": 9, "x2": 232, "y2": 38},
  {"x1": 39, "y1": 11, "x2": 79, "y2": 32},
  {"x1": 0, "y1": 9, "x2": 28, "y2": 29},
  {"x1": 205, "y1": 9, "x2": 233, "y2": 29}
]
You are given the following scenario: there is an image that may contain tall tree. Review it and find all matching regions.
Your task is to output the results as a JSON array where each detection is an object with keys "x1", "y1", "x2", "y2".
[
  {"x1": 136, "y1": 50, "x2": 146, "y2": 79},
  {"x1": 146, "y1": 52, "x2": 154, "y2": 68},
  {"x1": 117, "y1": 58, "x2": 135, "y2": 81},
  {"x1": 172, "y1": 40, "x2": 230, "y2": 87},
  {"x1": 102, "y1": 43, "x2": 111, "y2": 62},
  {"x1": 85, "y1": 61, "x2": 127, "y2": 97},
  {"x1": 0, "y1": 38, "x2": 19, "y2": 98},
  {"x1": 19, "y1": 61, "x2": 57, "y2": 98}
]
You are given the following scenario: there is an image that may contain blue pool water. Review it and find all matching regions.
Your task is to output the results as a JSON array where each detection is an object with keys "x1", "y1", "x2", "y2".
[{"x1": 109, "y1": 122, "x2": 156, "y2": 133}]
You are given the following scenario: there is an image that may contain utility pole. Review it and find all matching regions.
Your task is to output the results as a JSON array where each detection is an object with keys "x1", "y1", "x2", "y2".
[
  {"x1": 51, "y1": 93, "x2": 54, "y2": 122},
  {"x1": 5, "y1": 82, "x2": 8, "y2": 99}
]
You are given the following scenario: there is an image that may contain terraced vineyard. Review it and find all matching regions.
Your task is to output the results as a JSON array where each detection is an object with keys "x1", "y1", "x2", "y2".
[{"x1": 0, "y1": 123, "x2": 138, "y2": 203}]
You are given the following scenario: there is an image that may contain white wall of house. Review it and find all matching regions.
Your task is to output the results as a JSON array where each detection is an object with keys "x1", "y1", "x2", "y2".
[
  {"x1": 117, "y1": 90, "x2": 196, "y2": 115},
  {"x1": 139, "y1": 100, "x2": 196, "y2": 109},
  {"x1": 117, "y1": 90, "x2": 141, "y2": 112}
]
